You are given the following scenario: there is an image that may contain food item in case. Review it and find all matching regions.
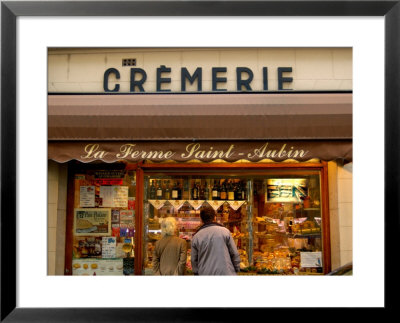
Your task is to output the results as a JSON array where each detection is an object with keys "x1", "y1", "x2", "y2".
[
  {"x1": 83, "y1": 264, "x2": 88, "y2": 269},
  {"x1": 91, "y1": 263, "x2": 98, "y2": 269},
  {"x1": 73, "y1": 263, "x2": 81, "y2": 269},
  {"x1": 148, "y1": 232, "x2": 162, "y2": 240}
]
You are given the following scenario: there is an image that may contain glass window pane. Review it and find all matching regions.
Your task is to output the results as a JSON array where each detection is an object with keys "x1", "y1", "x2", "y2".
[
  {"x1": 253, "y1": 172, "x2": 323, "y2": 275},
  {"x1": 143, "y1": 169, "x2": 324, "y2": 276},
  {"x1": 143, "y1": 174, "x2": 250, "y2": 275}
]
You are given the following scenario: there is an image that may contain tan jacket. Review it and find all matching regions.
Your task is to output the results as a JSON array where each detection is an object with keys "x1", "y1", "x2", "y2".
[{"x1": 152, "y1": 236, "x2": 187, "y2": 275}]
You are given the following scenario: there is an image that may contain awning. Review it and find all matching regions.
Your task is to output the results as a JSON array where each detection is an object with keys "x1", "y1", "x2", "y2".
[
  {"x1": 48, "y1": 140, "x2": 352, "y2": 163},
  {"x1": 48, "y1": 92, "x2": 352, "y2": 141}
]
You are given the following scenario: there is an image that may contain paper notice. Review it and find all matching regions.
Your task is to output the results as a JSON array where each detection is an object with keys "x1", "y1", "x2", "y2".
[
  {"x1": 80, "y1": 186, "x2": 95, "y2": 207},
  {"x1": 300, "y1": 251, "x2": 322, "y2": 268},
  {"x1": 112, "y1": 186, "x2": 128, "y2": 208},
  {"x1": 100, "y1": 186, "x2": 129, "y2": 208},
  {"x1": 100, "y1": 186, "x2": 113, "y2": 207},
  {"x1": 102, "y1": 237, "x2": 117, "y2": 259}
]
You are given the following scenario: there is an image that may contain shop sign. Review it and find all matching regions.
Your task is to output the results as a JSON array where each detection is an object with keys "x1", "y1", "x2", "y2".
[
  {"x1": 84, "y1": 142, "x2": 307, "y2": 162},
  {"x1": 48, "y1": 140, "x2": 352, "y2": 163},
  {"x1": 104, "y1": 66, "x2": 293, "y2": 93}
]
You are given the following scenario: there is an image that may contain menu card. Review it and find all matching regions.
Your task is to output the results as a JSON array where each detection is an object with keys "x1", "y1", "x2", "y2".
[{"x1": 102, "y1": 237, "x2": 117, "y2": 258}]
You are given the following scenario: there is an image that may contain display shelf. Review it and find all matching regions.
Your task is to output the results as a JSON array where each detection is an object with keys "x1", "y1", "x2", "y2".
[
  {"x1": 291, "y1": 232, "x2": 321, "y2": 238},
  {"x1": 272, "y1": 231, "x2": 321, "y2": 238},
  {"x1": 222, "y1": 218, "x2": 243, "y2": 224},
  {"x1": 147, "y1": 199, "x2": 246, "y2": 210}
]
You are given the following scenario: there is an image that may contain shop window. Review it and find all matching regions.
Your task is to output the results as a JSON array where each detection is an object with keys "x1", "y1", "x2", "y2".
[
  {"x1": 143, "y1": 171, "x2": 323, "y2": 275},
  {"x1": 71, "y1": 169, "x2": 136, "y2": 276}
]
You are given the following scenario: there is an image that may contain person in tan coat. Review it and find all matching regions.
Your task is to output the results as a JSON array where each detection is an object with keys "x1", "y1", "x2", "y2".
[{"x1": 152, "y1": 217, "x2": 187, "y2": 275}]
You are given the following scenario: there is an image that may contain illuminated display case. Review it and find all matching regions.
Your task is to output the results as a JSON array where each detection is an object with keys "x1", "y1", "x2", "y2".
[
  {"x1": 142, "y1": 168, "x2": 325, "y2": 275},
  {"x1": 142, "y1": 175, "x2": 251, "y2": 275},
  {"x1": 251, "y1": 173, "x2": 323, "y2": 275}
]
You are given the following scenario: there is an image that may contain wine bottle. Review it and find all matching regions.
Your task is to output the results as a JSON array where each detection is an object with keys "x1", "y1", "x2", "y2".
[
  {"x1": 199, "y1": 181, "x2": 205, "y2": 200},
  {"x1": 156, "y1": 180, "x2": 163, "y2": 200},
  {"x1": 227, "y1": 180, "x2": 235, "y2": 200},
  {"x1": 191, "y1": 180, "x2": 199, "y2": 200},
  {"x1": 149, "y1": 180, "x2": 156, "y2": 199},
  {"x1": 212, "y1": 180, "x2": 219, "y2": 200},
  {"x1": 182, "y1": 178, "x2": 189, "y2": 200},
  {"x1": 204, "y1": 180, "x2": 210, "y2": 200},
  {"x1": 164, "y1": 180, "x2": 171, "y2": 200},
  {"x1": 220, "y1": 180, "x2": 227, "y2": 200},
  {"x1": 234, "y1": 181, "x2": 240, "y2": 200},
  {"x1": 217, "y1": 180, "x2": 221, "y2": 200},
  {"x1": 172, "y1": 182, "x2": 179, "y2": 200}
]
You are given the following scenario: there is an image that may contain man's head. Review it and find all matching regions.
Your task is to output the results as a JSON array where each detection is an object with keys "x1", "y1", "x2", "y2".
[{"x1": 200, "y1": 207, "x2": 216, "y2": 224}]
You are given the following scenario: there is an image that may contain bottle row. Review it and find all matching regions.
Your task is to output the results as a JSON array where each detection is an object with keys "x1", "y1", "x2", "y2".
[{"x1": 148, "y1": 178, "x2": 247, "y2": 201}]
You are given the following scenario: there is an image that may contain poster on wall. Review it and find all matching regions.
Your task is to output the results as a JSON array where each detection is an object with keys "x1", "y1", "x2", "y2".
[
  {"x1": 266, "y1": 178, "x2": 308, "y2": 203},
  {"x1": 99, "y1": 186, "x2": 129, "y2": 208},
  {"x1": 74, "y1": 208, "x2": 111, "y2": 236},
  {"x1": 72, "y1": 236, "x2": 102, "y2": 258},
  {"x1": 112, "y1": 186, "x2": 129, "y2": 207}
]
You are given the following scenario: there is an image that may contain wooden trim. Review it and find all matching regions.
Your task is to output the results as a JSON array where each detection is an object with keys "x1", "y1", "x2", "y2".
[
  {"x1": 140, "y1": 161, "x2": 331, "y2": 275},
  {"x1": 64, "y1": 160, "x2": 332, "y2": 276},
  {"x1": 141, "y1": 162, "x2": 324, "y2": 169},
  {"x1": 64, "y1": 162, "x2": 76, "y2": 275},
  {"x1": 134, "y1": 167, "x2": 144, "y2": 275},
  {"x1": 124, "y1": 162, "x2": 138, "y2": 171},
  {"x1": 321, "y1": 160, "x2": 332, "y2": 274}
]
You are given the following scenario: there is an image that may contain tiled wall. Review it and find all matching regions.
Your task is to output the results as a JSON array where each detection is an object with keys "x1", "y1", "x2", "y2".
[
  {"x1": 48, "y1": 161, "x2": 68, "y2": 275},
  {"x1": 328, "y1": 160, "x2": 353, "y2": 270},
  {"x1": 48, "y1": 48, "x2": 352, "y2": 92},
  {"x1": 337, "y1": 162, "x2": 353, "y2": 266}
]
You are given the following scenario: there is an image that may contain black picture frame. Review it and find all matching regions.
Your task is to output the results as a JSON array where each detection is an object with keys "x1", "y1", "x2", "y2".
[{"x1": 1, "y1": 0, "x2": 397, "y2": 321}]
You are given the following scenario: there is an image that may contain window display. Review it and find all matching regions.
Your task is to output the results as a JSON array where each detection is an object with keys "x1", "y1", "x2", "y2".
[
  {"x1": 143, "y1": 175, "x2": 250, "y2": 275},
  {"x1": 251, "y1": 173, "x2": 323, "y2": 275},
  {"x1": 65, "y1": 163, "x2": 328, "y2": 276},
  {"x1": 71, "y1": 168, "x2": 136, "y2": 276},
  {"x1": 143, "y1": 171, "x2": 324, "y2": 275}
]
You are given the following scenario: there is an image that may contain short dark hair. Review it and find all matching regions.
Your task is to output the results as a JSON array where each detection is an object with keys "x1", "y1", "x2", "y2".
[{"x1": 200, "y1": 207, "x2": 216, "y2": 224}]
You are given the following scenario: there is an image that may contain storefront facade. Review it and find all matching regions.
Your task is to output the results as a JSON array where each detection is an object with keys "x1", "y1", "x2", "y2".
[{"x1": 47, "y1": 48, "x2": 353, "y2": 276}]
